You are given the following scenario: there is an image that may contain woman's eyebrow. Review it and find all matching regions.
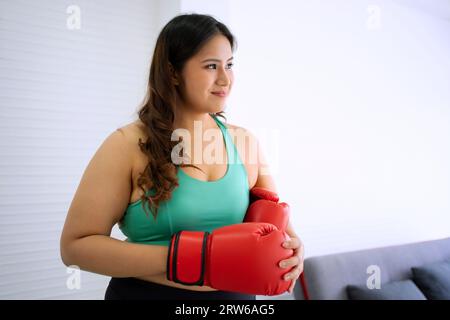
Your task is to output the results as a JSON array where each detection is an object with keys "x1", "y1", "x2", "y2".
[{"x1": 201, "y1": 56, "x2": 234, "y2": 63}]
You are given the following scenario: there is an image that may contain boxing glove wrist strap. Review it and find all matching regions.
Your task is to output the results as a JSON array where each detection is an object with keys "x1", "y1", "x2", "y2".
[{"x1": 167, "y1": 230, "x2": 209, "y2": 286}]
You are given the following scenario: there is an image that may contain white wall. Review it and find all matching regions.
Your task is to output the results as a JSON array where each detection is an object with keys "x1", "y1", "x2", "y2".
[
  {"x1": 1, "y1": 0, "x2": 449, "y2": 300},
  {"x1": 226, "y1": 0, "x2": 450, "y2": 257},
  {"x1": 0, "y1": 0, "x2": 174, "y2": 299}
]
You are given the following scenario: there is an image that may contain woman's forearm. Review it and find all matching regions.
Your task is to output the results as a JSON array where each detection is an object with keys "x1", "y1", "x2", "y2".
[{"x1": 61, "y1": 235, "x2": 168, "y2": 278}]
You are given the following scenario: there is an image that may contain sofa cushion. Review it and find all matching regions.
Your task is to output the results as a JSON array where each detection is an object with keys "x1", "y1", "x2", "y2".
[
  {"x1": 347, "y1": 279, "x2": 426, "y2": 300},
  {"x1": 412, "y1": 260, "x2": 450, "y2": 300},
  {"x1": 295, "y1": 237, "x2": 450, "y2": 300}
]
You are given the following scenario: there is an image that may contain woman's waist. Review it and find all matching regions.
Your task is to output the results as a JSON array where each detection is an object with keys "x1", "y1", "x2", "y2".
[{"x1": 133, "y1": 274, "x2": 219, "y2": 292}]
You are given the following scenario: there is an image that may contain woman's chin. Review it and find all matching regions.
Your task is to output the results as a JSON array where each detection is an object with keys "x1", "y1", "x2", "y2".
[{"x1": 210, "y1": 104, "x2": 225, "y2": 113}]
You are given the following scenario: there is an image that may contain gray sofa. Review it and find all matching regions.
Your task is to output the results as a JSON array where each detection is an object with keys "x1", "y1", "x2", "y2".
[{"x1": 294, "y1": 237, "x2": 450, "y2": 300}]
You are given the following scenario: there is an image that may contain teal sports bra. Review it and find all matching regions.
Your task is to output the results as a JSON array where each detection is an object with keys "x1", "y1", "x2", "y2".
[{"x1": 119, "y1": 114, "x2": 250, "y2": 246}]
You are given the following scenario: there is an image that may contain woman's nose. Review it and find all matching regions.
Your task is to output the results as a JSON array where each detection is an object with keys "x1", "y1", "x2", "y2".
[{"x1": 217, "y1": 70, "x2": 231, "y2": 86}]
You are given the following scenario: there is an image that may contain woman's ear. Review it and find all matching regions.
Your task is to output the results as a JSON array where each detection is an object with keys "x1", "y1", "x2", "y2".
[{"x1": 168, "y1": 63, "x2": 180, "y2": 86}]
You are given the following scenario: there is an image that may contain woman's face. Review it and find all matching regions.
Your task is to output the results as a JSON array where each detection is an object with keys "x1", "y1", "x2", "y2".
[{"x1": 177, "y1": 34, "x2": 234, "y2": 114}]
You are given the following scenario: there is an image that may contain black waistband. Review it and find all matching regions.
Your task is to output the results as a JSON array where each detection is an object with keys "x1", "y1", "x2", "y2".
[{"x1": 105, "y1": 277, "x2": 256, "y2": 300}]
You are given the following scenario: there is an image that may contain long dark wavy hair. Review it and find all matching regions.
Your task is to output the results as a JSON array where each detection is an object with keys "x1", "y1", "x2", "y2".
[{"x1": 135, "y1": 13, "x2": 237, "y2": 220}]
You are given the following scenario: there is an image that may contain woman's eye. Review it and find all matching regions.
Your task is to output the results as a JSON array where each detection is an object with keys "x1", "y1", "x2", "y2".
[{"x1": 206, "y1": 63, "x2": 234, "y2": 70}]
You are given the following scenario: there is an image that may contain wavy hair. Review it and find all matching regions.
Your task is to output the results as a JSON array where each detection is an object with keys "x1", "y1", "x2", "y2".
[{"x1": 135, "y1": 13, "x2": 237, "y2": 220}]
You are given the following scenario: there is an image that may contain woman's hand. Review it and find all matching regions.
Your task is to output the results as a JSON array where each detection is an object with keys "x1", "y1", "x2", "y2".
[{"x1": 279, "y1": 236, "x2": 305, "y2": 294}]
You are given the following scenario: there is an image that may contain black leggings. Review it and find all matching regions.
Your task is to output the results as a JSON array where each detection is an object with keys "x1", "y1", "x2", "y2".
[{"x1": 104, "y1": 277, "x2": 257, "y2": 300}]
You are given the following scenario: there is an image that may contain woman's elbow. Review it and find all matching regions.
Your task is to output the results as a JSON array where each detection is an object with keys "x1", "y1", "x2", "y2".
[{"x1": 59, "y1": 234, "x2": 77, "y2": 267}]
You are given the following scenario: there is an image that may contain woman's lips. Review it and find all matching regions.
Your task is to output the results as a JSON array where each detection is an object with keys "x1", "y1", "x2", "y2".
[{"x1": 212, "y1": 92, "x2": 226, "y2": 97}]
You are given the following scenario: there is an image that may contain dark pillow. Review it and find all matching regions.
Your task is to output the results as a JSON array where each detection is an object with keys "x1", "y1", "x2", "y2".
[
  {"x1": 412, "y1": 260, "x2": 450, "y2": 300},
  {"x1": 347, "y1": 279, "x2": 426, "y2": 300}
]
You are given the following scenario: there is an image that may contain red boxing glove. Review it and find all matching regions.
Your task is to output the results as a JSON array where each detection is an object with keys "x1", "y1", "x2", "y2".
[
  {"x1": 249, "y1": 187, "x2": 279, "y2": 203},
  {"x1": 167, "y1": 222, "x2": 294, "y2": 296},
  {"x1": 245, "y1": 187, "x2": 289, "y2": 233},
  {"x1": 244, "y1": 187, "x2": 293, "y2": 294}
]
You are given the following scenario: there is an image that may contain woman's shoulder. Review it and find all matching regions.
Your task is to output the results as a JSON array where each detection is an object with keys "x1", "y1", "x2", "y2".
[
  {"x1": 117, "y1": 119, "x2": 148, "y2": 144},
  {"x1": 221, "y1": 121, "x2": 261, "y2": 170},
  {"x1": 114, "y1": 120, "x2": 150, "y2": 168},
  {"x1": 221, "y1": 121, "x2": 258, "y2": 145}
]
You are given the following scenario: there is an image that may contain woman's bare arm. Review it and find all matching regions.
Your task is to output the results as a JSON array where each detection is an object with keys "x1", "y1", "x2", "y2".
[
  {"x1": 249, "y1": 128, "x2": 299, "y2": 238},
  {"x1": 60, "y1": 128, "x2": 168, "y2": 277}
]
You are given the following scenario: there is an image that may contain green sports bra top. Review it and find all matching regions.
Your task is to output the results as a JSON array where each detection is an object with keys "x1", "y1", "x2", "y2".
[{"x1": 118, "y1": 114, "x2": 250, "y2": 246}]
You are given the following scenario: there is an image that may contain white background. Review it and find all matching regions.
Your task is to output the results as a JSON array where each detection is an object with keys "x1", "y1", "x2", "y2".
[{"x1": 1, "y1": 0, "x2": 449, "y2": 299}]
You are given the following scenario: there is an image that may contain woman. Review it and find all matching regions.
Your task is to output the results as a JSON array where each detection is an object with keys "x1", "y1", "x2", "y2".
[{"x1": 60, "y1": 13, "x2": 304, "y2": 300}]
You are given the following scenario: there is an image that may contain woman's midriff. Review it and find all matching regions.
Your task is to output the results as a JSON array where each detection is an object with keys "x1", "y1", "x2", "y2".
[{"x1": 134, "y1": 274, "x2": 219, "y2": 291}]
